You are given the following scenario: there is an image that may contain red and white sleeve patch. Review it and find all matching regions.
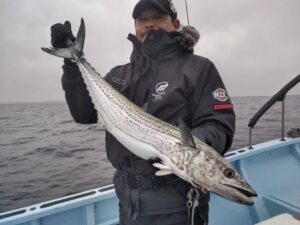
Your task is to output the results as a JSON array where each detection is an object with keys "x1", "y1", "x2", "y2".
[{"x1": 213, "y1": 104, "x2": 233, "y2": 110}]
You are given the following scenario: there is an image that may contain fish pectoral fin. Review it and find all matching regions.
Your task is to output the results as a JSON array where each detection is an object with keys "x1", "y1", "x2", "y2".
[
  {"x1": 155, "y1": 169, "x2": 173, "y2": 176},
  {"x1": 153, "y1": 162, "x2": 171, "y2": 170},
  {"x1": 153, "y1": 163, "x2": 173, "y2": 176}
]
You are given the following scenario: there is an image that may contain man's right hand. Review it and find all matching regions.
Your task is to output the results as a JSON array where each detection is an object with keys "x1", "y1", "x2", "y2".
[{"x1": 51, "y1": 21, "x2": 75, "y2": 48}]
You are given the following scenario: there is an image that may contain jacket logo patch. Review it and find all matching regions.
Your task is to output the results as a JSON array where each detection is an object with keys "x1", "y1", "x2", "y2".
[
  {"x1": 212, "y1": 88, "x2": 229, "y2": 102},
  {"x1": 152, "y1": 81, "x2": 169, "y2": 102}
]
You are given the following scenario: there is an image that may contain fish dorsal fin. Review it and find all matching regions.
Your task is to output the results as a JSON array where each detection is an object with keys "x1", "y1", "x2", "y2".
[
  {"x1": 153, "y1": 163, "x2": 173, "y2": 176},
  {"x1": 177, "y1": 118, "x2": 196, "y2": 149}
]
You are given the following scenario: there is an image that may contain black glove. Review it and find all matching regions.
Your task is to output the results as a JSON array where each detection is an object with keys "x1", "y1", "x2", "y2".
[{"x1": 51, "y1": 21, "x2": 75, "y2": 48}]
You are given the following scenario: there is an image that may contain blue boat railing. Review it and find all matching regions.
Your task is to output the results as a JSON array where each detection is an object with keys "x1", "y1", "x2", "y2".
[
  {"x1": 247, "y1": 74, "x2": 300, "y2": 149},
  {"x1": 0, "y1": 184, "x2": 118, "y2": 225}
]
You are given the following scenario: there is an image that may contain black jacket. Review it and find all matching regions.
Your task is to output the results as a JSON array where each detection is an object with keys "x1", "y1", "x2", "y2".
[{"x1": 61, "y1": 29, "x2": 235, "y2": 217}]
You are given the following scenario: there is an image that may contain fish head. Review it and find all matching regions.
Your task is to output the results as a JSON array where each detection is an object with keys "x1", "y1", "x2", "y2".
[{"x1": 187, "y1": 148, "x2": 257, "y2": 205}]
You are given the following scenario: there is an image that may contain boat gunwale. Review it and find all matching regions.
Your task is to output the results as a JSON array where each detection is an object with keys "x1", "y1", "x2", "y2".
[
  {"x1": 0, "y1": 184, "x2": 116, "y2": 224},
  {"x1": 224, "y1": 137, "x2": 300, "y2": 162}
]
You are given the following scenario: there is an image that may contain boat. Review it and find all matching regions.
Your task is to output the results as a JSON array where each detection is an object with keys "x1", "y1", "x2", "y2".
[{"x1": 1, "y1": 74, "x2": 299, "y2": 225}]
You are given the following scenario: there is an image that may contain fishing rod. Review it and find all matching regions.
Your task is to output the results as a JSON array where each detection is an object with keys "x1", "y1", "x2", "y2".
[{"x1": 185, "y1": 0, "x2": 190, "y2": 25}]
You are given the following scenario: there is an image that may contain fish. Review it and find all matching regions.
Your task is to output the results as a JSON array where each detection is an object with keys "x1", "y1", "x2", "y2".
[{"x1": 41, "y1": 18, "x2": 257, "y2": 205}]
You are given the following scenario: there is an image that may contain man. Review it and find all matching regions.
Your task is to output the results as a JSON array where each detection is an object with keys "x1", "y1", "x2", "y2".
[{"x1": 50, "y1": 0, "x2": 235, "y2": 224}]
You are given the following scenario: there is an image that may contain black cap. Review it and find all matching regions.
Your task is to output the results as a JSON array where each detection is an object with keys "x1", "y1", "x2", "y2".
[{"x1": 132, "y1": 0, "x2": 177, "y2": 19}]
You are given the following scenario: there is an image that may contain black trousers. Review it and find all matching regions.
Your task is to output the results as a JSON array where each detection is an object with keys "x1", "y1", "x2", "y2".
[{"x1": 119, "y1": 204, "x2": 209, "y2": 225}]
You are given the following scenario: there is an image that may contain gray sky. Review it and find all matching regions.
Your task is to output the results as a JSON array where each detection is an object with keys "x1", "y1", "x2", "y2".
[{"x1": 0, "y1": 0, "x2": 299, "y2": 103}]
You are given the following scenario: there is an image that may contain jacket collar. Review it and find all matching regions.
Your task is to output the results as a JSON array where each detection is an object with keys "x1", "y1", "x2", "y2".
[{"x1": 127, "y1": 29, "x2": 186, "y2": 62}]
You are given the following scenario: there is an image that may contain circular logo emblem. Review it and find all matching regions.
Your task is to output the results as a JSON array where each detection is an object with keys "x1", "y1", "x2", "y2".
[{"x1": 212, "y1": 88, "x2": 229, "y2": 102}]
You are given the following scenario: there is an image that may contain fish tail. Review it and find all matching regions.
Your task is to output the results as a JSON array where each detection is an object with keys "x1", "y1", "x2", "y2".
[{"x1": 41, "y1": 18, "x2": 85, "y2": 61}]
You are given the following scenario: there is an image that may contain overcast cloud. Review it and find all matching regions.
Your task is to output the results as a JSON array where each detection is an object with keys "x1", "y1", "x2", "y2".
[{"x1": 0, "y1": 0, "x2": 299, "y2": 103}]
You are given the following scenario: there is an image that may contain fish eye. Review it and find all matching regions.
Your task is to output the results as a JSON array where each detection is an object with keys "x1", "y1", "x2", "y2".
[{"x1": 224, "y1": 169, "x2": 235, "y2": 178}]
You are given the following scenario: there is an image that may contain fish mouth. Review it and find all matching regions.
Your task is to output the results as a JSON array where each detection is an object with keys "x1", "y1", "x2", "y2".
[
  {"x1": 224, "y1": 183, "x2": 257, "y2": 198},
  {"x1": 213, "y1": 183, "x2": 257, "y2": 205}
]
